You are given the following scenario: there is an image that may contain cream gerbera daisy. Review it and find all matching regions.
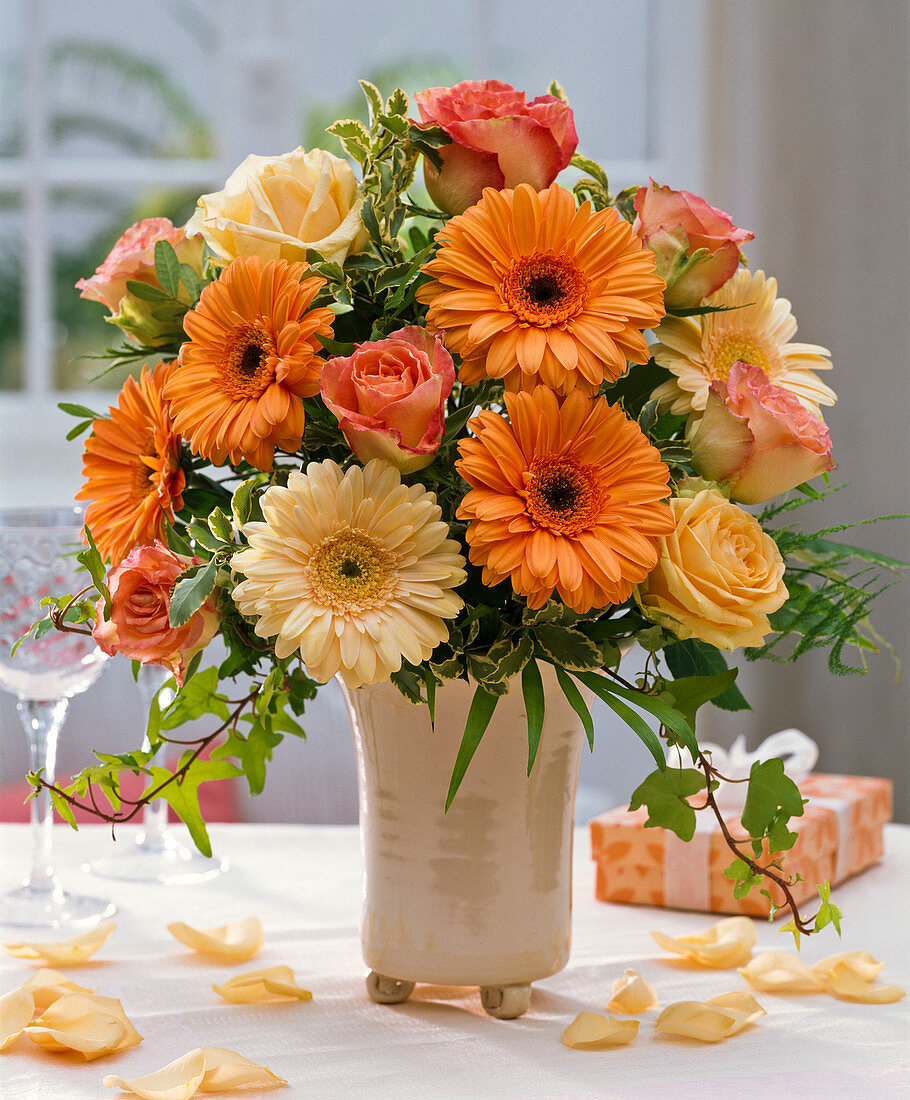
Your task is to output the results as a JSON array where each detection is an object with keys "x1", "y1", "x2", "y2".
[
  {"x1": 230, "y1": 460, "x2": 466, "y2": 687},
  {"x1": 650, "y1": 268, "x2": 836, "y2": 415}
]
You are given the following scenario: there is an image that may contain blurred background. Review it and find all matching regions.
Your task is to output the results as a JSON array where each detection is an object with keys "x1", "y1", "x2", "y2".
[{"x1": 0, "y1": 0, "x2": 907, "y2": 825}]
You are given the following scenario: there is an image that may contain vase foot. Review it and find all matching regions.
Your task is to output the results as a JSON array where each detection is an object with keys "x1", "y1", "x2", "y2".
[
  {"x1": 366, "y1": 971, "x2": 415, "y2": 1005},
  {"x1": 480, "y1": 983, "x2": 532, "y2": 1019}
]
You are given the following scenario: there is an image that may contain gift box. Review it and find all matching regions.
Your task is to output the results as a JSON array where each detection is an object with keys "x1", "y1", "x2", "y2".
[{"x1": 589, "y1": 770, "x2": 892, "y2": 918}]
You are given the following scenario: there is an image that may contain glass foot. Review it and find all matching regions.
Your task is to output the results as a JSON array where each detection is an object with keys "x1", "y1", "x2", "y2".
[
  {"x1": 87, "y1": 832, "x2": 228, "y2": 885},
  {"x1": 0, "y1": 881, "x2": 116, "y2": 930}
]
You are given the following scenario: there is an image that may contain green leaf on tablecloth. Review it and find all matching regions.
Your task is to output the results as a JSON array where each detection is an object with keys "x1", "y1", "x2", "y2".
[
  {"x1": 445, "y1": 685, "x2": 499, "y2": 811},
  {"x1": 629, "y1": 767, "x2": 707, "y2": 841},
  {"x1": 741, "y1": 758, "x2": 806, "y2": 857},
  {"x1": 521, "y1": 658, "x2": 545, "y2": 776},
  {"x1": 147, "y1": 760, "x2": 242, "y2": 857}
]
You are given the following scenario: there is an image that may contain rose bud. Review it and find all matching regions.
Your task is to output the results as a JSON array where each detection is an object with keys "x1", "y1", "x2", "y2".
[
  {"x1": 320, "y1": 327, "x2": 455, "y2": 474},
  {"x1": 688, "y1": 361, "x2": 835, "y2": 504},
  {"x1": 414, "y1": 80, "x2": 578, "y2": 215},
  {"x1": 633, "y1": 181, "x2": 753, "y2": 308}
]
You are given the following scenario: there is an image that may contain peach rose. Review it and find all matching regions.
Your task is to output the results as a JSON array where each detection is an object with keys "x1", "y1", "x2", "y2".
[
  {"x1": 633, "y1": 181, "x2": 753, "y2": 308},
  {"x1": 76, "y1": 218, "x2": 204, "y2": 345},
  {"x1": 320, "y1": 327, "x2": 455, "y2": 473},
  {"x1": 92, "y1": 542, "x2": 220, "y2": 686},
  {"x1": 636, "y1": 488, "x2": 788, "y2": 651},
  {"x1": 414, "y1": 80, "x2": 578, "y2": 215},
  {"x1": 689, "y1": 362, "x2": 834, "y2": 504},
  {"x1": 186, "y1": 147, "x2": 368, "y2": 265}
]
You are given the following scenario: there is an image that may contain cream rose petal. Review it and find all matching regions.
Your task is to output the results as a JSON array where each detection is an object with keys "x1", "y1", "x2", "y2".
[
  {"x1": 655, "y1": 991, "x2": 765, "y2": 1042},
  {"x1": 3, "y1": 920, "x2": 116, "y2": 966},
  {"x1": 738, "y1": 951, "x2": 826, "y2": 994},
  {"x1": 811, "y1": 950, "x2": 885, "y2": 983},
  {"x1": 212, "y1": 966, "x2": 312, "y2": 1004},
  {"x1": 25, "y1": 992, "x2": 142, "y2": 1060},
  {"x1": 103, "y1": 1049, "x2": 207, "y2": 1100},
  {"x1": 0, "y1": 987, "x2": 35, "y2": 1051},
  {"x1": 197, "y1": 1046, "x2": 288, "y2": 1091},
  {"x1": 167, "y1": 918, "x2": 263, "y2": 963},
  {"x1": 562, "y1": 1012, "x2": 639, "y2": 1049},
  {"x1": 651, "y1": 916, "x2": 757, "y2": 968},
  {"x1": 826, "y1": 961, "x2": 905, "y2": 1004},
  {"x1": 607, "y1": 969, "x2": 659, "y2": 1014}
]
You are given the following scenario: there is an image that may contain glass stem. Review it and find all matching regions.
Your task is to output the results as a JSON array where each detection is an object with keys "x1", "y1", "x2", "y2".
[
  {"x1": 136, "y1": 664, "x2": 173, "y2": 848},
  {"x1": 18, "y1": 697, "x2": 69, "y2": 894}
]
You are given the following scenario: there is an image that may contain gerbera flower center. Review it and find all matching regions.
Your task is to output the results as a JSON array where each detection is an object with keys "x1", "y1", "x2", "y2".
[
  {"x1": 221, "y1": 324, "x2": 275, "y2": 398},
  {"x1": 501, "y1": 252, "x2": 588, "y2": 327},
  {"x1": 709, "y1": 333, "x2": 773, "y2": 380},
  {"x1": 522, "y1": 454, "x2": 604, "y2": 535},
  {"x1": 308, "y1": 529, "x2": 399, "y2": 614}
]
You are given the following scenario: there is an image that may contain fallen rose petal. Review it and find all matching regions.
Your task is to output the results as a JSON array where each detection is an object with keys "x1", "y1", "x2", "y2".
[
  {"x1": 826, "y1": 962, "x2": 905, "y2": 1004},
  {"x1": 651, "y1": 916, "x2": 757, "y2": 968},
  {"x1": 25, "y1": 992, "x2": 142, "y2": 1060},
  {"x1": 167, "y1": 918, "x2": 263, "y2": 963},
  {"x1": 0, "y1": 987, "x2": 34, "y2": 1051},
  {"x1": 561, "y1": 1012, "x2": 639, "y2": 1049},
  {"x1": 103, "y1": 1048, "x2": 207, "y2": 1099},
  {"x1": 738, "y1": 951, "x2": 826, "y2": 994},
  {"x1": 607, "y1": 969, "x2": 659, "y2": 1014},
  {"x1": 198, "y1": 1046, "x2": 288, "y2": 1091},
  {"x1": 811, "y1": 951, "x2": 885, "y2": 984},
  {"x1": 655, "y1": 991, "x2": 764, "y2": 1042},
  {"x1": 212, "y1": 966, "x2": 312, "y2": 1004},
  {"x1": 3, "y1": 920, "x2": 116, "y2": 966},
  {"x1": 18, "y1": 968, "x2": 96, "y2": 1012}
]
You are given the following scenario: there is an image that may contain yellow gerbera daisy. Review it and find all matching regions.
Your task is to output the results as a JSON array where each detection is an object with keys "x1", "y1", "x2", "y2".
[
  {"x1": 651, "y1": 268, "x2": 836, "y2": 415},
  {"x1": 230, "y1": 460, "x2": 466, "y2": 687},
  {"x1": 417, "y1": 183, "x2": 666, "y2": 395}
]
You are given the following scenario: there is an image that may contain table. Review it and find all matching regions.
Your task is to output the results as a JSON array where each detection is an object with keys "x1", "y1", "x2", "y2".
[{"x1": 1, "y1": 824, "x2": 908, "y2": 1100}]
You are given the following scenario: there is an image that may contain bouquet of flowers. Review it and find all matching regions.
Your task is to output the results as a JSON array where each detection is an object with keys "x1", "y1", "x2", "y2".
[{"x1": 34, "y1": 78, "x2": 904, "y2": 938}]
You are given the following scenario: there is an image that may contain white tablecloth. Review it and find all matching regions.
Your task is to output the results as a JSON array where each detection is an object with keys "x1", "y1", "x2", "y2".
[{"x1": 1, "y1": 823, "x2": 908, "y2": 1100}]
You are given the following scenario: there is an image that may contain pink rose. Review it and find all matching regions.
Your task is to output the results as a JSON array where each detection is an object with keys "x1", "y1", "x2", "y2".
[
  {"x1": 689, "y1": 362, "x2": 835, "y2": 504},
  {"x1": 414, "y1": 80, "x2": 578, "y2": 215},
  {"x1": 76, "y1": 217, "x2": 204, "y2": 345},
  {"x1": 633, "y1": 181, "x2": 753, "y2": 308},
  {"x1": 320, "y1": 327, "x2": 455, "y2": 473},
  {"x1": 92, "y1": 542, "x2": 220, "y2": 686}
]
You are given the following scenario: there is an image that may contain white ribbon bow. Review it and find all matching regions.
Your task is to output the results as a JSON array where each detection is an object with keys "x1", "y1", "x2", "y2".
[{"x1": 690, "y1": 729, "x2": 819, "y2": 811}]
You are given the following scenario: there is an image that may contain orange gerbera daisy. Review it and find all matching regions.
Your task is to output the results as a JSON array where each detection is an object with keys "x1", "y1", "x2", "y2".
[
  {"x1": 77, "y1": 362, "x2": 185, "y2": 564},
  {"x1": 455, "y1": 388, "x2": 674, "y2": 612},
  {"x1": 164, "y1": 255, "x2": 335, "y2": 470},
  {"x1": 417, "y1": 183, "x2": 666, "y2": 395}
]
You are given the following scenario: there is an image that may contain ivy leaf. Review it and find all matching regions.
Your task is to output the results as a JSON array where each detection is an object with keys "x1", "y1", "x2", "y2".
[
  {"x1": 76, "y1": 526, "x2": 110, "y2": 616},
  {"x1": 663, "y1": 668, "x2": 739, "y2": 730},
  {"x1": 445, "y1": 686, "x2": 498, "y2": 811},
  {"x1": 629, "y1": 767, "x2": 707, "y2": 841},
  {"x1": 740, "y1": 758, "x2": 806, "y2": 856},
  {"x1": 521, "y1": 659, "x2": 545, "y2": 776},
  {"x1": 814, "y1": 881, "x2": 843, "y2": 936},
  {"x1": 723, "y1": 857, "x2": 764, "y2": 899},
  {"x1": 159, "y1": 666, "x2": 229, "y2": 728},
  {"x1": 154, "y1": 239, "x2": 181, "y2": 297},
  {"x1": 147, "y1": 760, "x2": 242, "y2": 857},
  {"x1": 168, "y1": 558, "x2": 219, "y2": 627}
]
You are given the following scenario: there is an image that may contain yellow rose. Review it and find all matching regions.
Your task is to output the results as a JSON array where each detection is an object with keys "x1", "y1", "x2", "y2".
[
  {"x1": 636, "y1": 488, "x2": 787, "y2": 651},
  {"x1": 186, "y1": 147, "x2": 368, "y2": 265}
]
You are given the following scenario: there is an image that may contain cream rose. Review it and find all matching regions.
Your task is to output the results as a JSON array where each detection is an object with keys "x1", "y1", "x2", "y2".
[
  {"x1": 186, "y1": 148, "x2": 368, "y2": 265},
  {"x1": 636, "y1": 488, "x2": 788, "y2": 650}
]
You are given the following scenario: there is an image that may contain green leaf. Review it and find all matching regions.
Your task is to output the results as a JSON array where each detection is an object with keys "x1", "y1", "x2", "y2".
[
  {"x1": 168, "y1": 558, "x2": 219, "y2": 628},
  {"x1": 207, "y1": 507, "x2": 234, "y2": 543},
  {"x1": 445, "y1": 686, "x2": 499, "y2": 811},
  {"x1": 124, "y1": 279, "x2": 171, "y2": 302},
  {"x1": 77, "y1": 527, "x2": 110, "y2": 615},
  {"x1": 596, "y1": 677, "x2": 698, "y2": 757},
  {"x1": 377, "y1": 112, "x2": 408, "y2": 136},
  {"x1": 664, "y1": 639, "x2": 751, "y2": 712},
  {"x1": 165, "y1": 523, "x2": 194, "y2": 557},
  {"x1": 179, "y1": 263, "x2": 203, "y2": 301},
  {"x1": 231, "y1": 476, "x2": 264, "y2": 528},
  {"x1": 555, "y1": 666, "x2": 595, "y2": 751},
  {"x1": 50, "y1": 789, "x2": 77, "y2": 829},
  {"x1": 663, "y1": 668, "x2": 739, "y2": 729},
  {"x1": 532, "y1": 624, "x2": 603, "y2": 670},
  {"x1": 548, "y1": 78, "x2": 568, "y2": 101},
  {"x1": 58, "y1": 402, "x2": 104, "y2": 420},
  {"x1": 577, "y1": 674, "x2": 666, "y2": 771},
  {"x1": 569, "y1": 153, "x2": 610, "y2": 193},
  {"x1": 186, "y1": 522, "x2": 224, "y2": 552},
  {"x1": 521, "y1": 659, "x2": 545, "y2": 776},
  {"x1": 65, "y1": 419, "x2": 93, "y2": 441},
  {"x1": 740, "y1": 758, "x2": 806, "y2": 855},
  {"x1": 359, "y1": 79, "x2": 384, "y2": 129},
  {"x1": 159, "y1": 666, "x2": 229, "y2": 728},
  {"x1": 385, "y1": 87, "x2": 408, "y2": 116},
  {"x1": 154, "y1": 239, "x2": 181, "y2": 297},
  {"x1": 629, "y1": 767, "x2": 707, "y2": 840},
  {"x1": 424, "y1": 669, "x2": 436, "y2": 727},
  {"x1": 147, "y1": 760, "x2": 242, "y2": 857}
]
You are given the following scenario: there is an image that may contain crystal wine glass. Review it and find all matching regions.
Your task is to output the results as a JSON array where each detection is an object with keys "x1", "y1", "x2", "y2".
[
  {"x1": 0, "y1": 506, "x2": 114, "y2": 928},
  {"x1": 87, "y1": 662, "x2": 228, "y2": 883}
]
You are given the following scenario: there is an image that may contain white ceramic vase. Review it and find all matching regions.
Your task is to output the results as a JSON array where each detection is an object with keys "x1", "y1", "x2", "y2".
[{"x1": 340, "y1": 664, "x2": 587, "y2": 1018}]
